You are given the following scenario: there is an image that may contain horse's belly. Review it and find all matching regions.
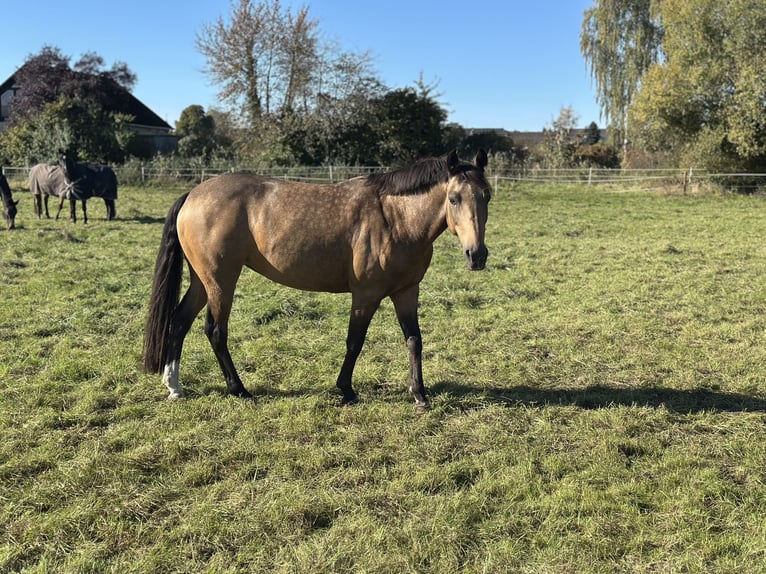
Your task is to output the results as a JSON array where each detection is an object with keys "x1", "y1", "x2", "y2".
[{"x1": 247, "y1": 249, "x2": 351, "y2": 293}]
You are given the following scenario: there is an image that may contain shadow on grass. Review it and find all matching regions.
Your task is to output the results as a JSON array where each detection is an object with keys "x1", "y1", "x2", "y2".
[
  {"x1": 430, "y1": 381, "x2": 766, "y2": 414},
  {"x1": 122, "y1": 216, "x2": 166, "y2": 225}
]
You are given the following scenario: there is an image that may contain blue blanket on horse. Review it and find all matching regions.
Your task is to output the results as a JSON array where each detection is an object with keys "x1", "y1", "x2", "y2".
[{"x1": 69, "y1": 163, "x2": 118, "y2": 201}]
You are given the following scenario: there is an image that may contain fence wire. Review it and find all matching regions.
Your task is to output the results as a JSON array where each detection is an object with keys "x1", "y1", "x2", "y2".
[{"x1": 3, "y1": 164, "x2": 766, "y2": 192}]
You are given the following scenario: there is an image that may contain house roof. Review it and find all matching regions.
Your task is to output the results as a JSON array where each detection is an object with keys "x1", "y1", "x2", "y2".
[{"x1": 0, "y1": 65, "x2": 171, "y2": 131}]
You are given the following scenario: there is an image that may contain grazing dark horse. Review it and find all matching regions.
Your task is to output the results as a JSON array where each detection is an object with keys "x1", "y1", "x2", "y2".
[
  {"x1": 59, "y1": 153, "x2": 118, "y2": 224},
  {"x1": 143, "y1": 150, "x2": 491, "y2": 409},
  {"x1": 1, "y1": 171, "x2": 19, "y2": 230}
]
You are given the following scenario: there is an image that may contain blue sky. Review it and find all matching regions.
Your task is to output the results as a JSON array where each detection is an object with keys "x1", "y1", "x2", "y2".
[{"x1": 2, "y1": 0, "x2": 602, "y2": 132}]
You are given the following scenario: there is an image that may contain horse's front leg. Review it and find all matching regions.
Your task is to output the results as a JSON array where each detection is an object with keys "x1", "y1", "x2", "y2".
[
  {"x1": 81, "y1": 199, "x2": 88, "y2": 224},
  {"x1": 391, "y1": 285, "x2": 429, "y2": 411},
  {"x1": 336, "y1": 297, "x2": 381, "y2": 405}
]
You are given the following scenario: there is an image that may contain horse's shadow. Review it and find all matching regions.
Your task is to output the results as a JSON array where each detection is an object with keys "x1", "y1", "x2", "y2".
[
  {"x1": 429, "y1": 381, "x2": 766, "y2": 414},
  {"x1": 123, "y1": 216, "x2": 166, "y2": 225}
]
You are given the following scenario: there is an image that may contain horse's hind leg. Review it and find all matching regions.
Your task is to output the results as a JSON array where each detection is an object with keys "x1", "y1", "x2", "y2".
[
  {"x1": 163, "y1": 271, "x2": 208, "y2": 399},
  {"x1": 81, "y1": 200, "x2": 88, "y2": 224},
  {"x1": 203, "y1": 270, "x2": 252, "y2": 398}
]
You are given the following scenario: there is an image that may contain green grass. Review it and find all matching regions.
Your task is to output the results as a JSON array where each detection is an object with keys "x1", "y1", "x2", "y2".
[{"x1": 2, "y1": 182, "x2": 766, "y2": 572}]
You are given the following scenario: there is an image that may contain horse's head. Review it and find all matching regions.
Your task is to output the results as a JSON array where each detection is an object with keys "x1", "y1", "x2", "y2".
[
  {"x1": 445, "y1": 149, "x2": 491, "y2": 270},
  {"x1": 0, "y1": 174, "x2": 18, "y2": 230},
  {"x1": 58, "y1": 149, "x2": 79, "y2": 182}
]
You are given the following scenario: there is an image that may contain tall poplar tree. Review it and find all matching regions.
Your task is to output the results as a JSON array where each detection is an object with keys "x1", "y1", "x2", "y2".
[{"x1": 580, "y1": 0, "x2": 662, "y2": 147}]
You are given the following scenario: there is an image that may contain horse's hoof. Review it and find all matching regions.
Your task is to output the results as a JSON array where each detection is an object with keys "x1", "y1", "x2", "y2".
[
  {"x1": 167, "y1": 391, "x2": 183, "y2": 401},
  {"x1": 340, "y1": 394, "x2": 359, "y2": 406},
  {"x1": 234, "y1": 389, "x2": 253, "y2": 400},
  {"x1": 414, "y1": 401, "x2": 430, "y2": 413}
]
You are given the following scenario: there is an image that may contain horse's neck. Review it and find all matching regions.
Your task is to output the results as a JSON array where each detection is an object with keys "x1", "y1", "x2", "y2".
[
  {"x1": 0, "y1": 181, "x2": 12, "y2": 206},
  {"x1": 382, "y1": 186, "x2": 447, "y2": 244}
]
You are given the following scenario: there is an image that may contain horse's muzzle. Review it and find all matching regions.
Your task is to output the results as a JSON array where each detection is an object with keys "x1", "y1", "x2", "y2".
[{"x1": 465, "y1": 245, "x2": 488, "y2": 270}]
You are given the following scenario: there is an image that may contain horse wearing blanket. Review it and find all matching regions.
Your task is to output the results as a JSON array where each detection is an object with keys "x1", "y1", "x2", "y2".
[{"x1": 29, "y1": 153, "x2": 117, "y2": 223}]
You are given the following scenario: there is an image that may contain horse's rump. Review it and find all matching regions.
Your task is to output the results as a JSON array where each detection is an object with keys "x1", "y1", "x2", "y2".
[{"x1": 29, "y1": 164, "x2": 68, "y2": 197}]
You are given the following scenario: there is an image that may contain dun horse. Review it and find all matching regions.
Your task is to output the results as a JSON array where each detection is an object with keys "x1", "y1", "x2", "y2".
[
  {"x1": 143, "y1": 150, "x2": 491, "y2": 409},
  {"x1": 1, "y1": 172, "x2": 19, "y2": 230},
  {"x1": 59, "y1": 152, "x2": 118, "y2": 223}
]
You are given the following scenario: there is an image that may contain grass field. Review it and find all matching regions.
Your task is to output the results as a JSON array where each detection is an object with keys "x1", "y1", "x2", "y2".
[{"x1": 2, "y1": 180, "x2": 766, "y2": 573}]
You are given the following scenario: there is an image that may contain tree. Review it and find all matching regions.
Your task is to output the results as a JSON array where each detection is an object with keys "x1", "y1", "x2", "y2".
[
  {"x1": 629, "y1": 0, "x2": 766, "y2": 170},
  {"x1": 1, "y1": 46, "x2": 138, "y2": 163},
  {"x1": 580, "y1": 0, "x2": 662, "y2": 148},
  {"x1": 175, "y1": 105, "x2": 218, "y2": 158},
  {"x1": 458, "y1": 131, "x2": 514, "y2": 159},
  {"x1": 539, "y1": 106, "x2": 580, "y2": 168},
  {"x1": 196, "y1": 0, "x2": 319, "y2": 123},
  {"x1": 196, "y1": 0, "x2": 382, "y2": 164},
  {"x1": 10, "y1": 46, "x2": 136, "y2": 125},
  {"x1": 372, "y1": 84, "x2": 448, "y2": 165},
  {"x1": 583, "y1": 121, "x2": 602, "y2": 146}
]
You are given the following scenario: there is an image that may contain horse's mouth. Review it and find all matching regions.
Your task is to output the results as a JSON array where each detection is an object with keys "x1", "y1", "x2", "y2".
[{"x1": 465, "y1": 246, "x2": 488, "y2": 270}]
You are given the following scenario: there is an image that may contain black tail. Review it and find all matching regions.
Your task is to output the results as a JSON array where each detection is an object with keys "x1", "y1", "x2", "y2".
[{"x1": 142, "y1": 193, "x2": 190, "y2": 373}]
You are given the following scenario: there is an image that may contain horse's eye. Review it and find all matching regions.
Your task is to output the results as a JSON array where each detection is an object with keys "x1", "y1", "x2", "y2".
[{"x1": 449, "y1": 195, "x2": 460, "y2": 206}]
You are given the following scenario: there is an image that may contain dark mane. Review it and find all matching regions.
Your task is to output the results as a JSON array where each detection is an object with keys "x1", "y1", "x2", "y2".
[
  {"x1": 366, "y1": 157, "x2": 450, "y2": 197},
  {"x1": 365, "y1": 155, "x2": 491, "y2": 198}
]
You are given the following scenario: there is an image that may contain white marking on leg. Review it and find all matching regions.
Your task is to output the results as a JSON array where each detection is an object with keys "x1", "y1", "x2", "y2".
[{"x1": 162, "y1": 360, "x2": 183, "y2": 399}]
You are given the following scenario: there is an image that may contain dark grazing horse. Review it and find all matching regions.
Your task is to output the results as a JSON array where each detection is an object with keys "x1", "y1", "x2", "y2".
[
  {"x1": 143, "y1": 150, "x2": 491, "y2": 410},
  {"x1": 59, "y1": 152, "x2": 118, "y2": 224},
  {"x1": 1, "y1": 171, "x2": 19, "y2": 230}
]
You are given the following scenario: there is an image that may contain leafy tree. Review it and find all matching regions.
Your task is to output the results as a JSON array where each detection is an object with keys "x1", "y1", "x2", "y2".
[
  {"x1": 1, "y1": 46, "x2": 138, "y2": 163},
  {"x1": 574, "y1": 142, "x2": 620, "y2": 168},
  {"x1": 583, "y1": 121, "x2": 602, "y2": 145},
  {"x1": 580, "y1": 0, "x2": 662, "y2": 148},
  {"x1": 539, "y1": 106, "x2": 580, "y2": 168},
  {"x1": 10, "y1": 46, "x2": 136, "y2": 125},
  {"x1": 372, "y1": 85, "x2": 448, "y2": 165},
  {"x1": 281, "y1": 57, "x2": 385, "y2": 165},
  {"x1": 175, "y1": 105, "x2": 218, "y2": 158},
  {"x1": 458, "y1": 131, "x2": 514, "y2": 158},
  {"x1": 629, "y1": 0, "x2": 766, "y2": 170}
]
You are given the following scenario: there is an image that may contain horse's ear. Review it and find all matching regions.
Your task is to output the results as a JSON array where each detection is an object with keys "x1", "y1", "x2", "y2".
[
  {"x1": 447, "y1": 149, "x2": 460, "y2": 174},
  {"x1": 475, "y1": 149, "x2": 488, "y2": 170}
]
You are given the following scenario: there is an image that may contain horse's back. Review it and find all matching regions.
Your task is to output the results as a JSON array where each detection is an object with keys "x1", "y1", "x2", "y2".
[
  {"x1": 29, "y1": 164, "x2": 65, "y2": 196},
  {"x1": 78, "y1": 164, "x2": 118, "y2": 199}
]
